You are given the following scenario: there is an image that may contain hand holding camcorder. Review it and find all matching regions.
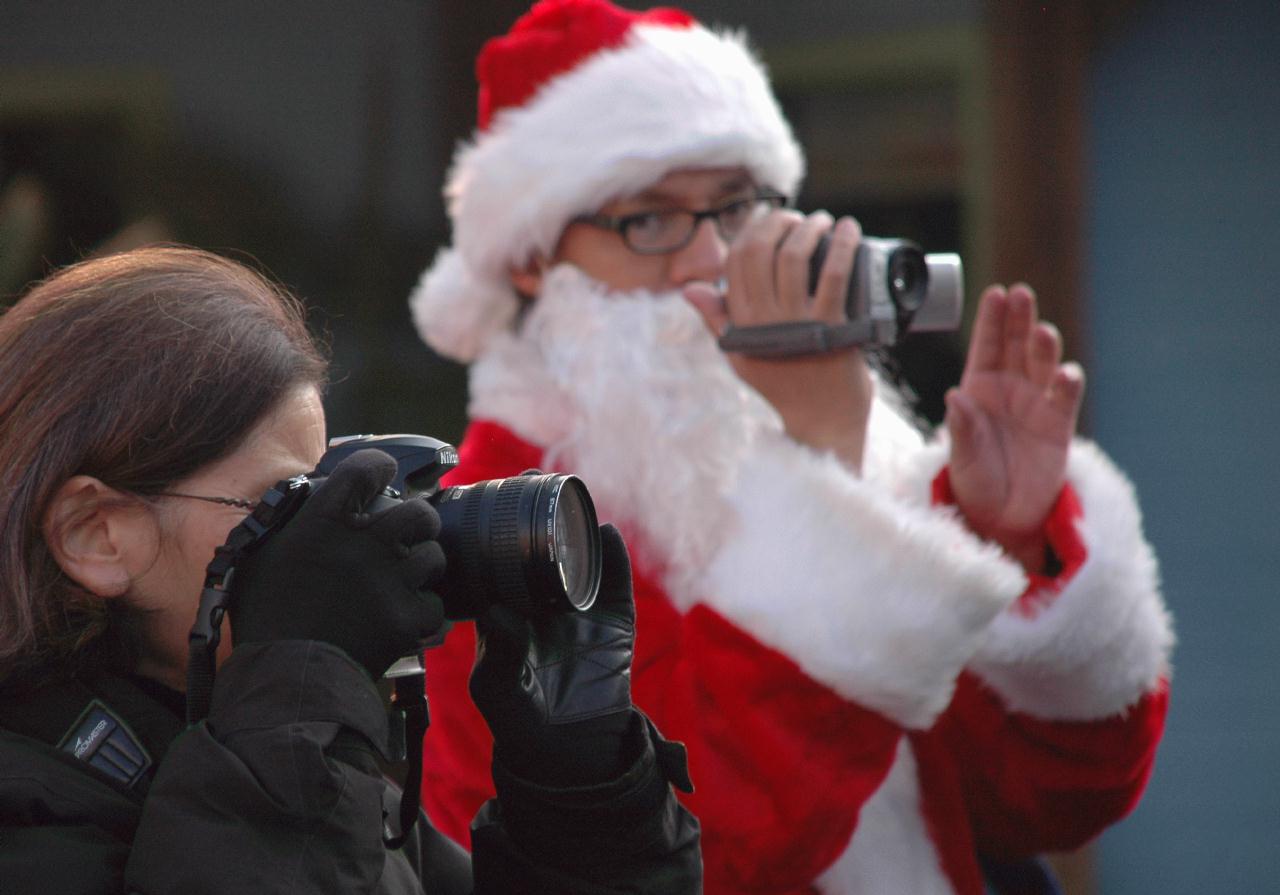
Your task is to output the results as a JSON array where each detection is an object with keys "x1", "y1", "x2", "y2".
[{"x1": 717, "y1": 232, "x2": 964, "y2": 357}]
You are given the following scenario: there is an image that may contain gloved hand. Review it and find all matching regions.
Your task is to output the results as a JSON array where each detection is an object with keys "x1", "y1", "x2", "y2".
[
  {"x1": 230, "y1": 448, "x2": 447, "y2": 679},
  {"x1": 469, "y1": 523, "x2": 637, "y2": 787}
]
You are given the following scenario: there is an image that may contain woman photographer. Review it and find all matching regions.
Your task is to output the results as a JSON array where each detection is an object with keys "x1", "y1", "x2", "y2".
[{"x1": 0, "y1": 246, "x2": 700, "y2": 894}]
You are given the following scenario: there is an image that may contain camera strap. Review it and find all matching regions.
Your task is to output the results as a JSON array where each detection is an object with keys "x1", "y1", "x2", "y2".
[
  {"x1": 186, "y1": 476, "x2": 310, "y2": 725},
  {"x1": 718, "y1": 320, "x2": 878, "y2": 357},
  {"x1": 384, "y1": 673, "x2": 430, "y2": 849}
]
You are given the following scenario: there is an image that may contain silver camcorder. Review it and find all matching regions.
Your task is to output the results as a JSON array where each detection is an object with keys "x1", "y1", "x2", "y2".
[
  {"x1": 717, "y1": 234, "x2": 964, "y2": 357},
  {"x1": 820, "y1": 236, "x2": 964, "y2": 346}
]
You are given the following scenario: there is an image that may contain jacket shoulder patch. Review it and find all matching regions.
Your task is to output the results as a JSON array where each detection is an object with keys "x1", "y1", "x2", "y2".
[{"x1": 57, "y1": 699, "x2": 152, "y2": 789}]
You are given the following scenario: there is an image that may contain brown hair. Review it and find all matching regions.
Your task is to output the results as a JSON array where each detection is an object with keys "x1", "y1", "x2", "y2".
[{"x1": 0, "y1": 246, "x2": 328, "y2": 685}]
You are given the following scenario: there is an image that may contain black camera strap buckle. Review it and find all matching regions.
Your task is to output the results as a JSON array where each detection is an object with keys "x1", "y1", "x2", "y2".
[{"x1": 718, "y1": 320, "x2": 878, "y2": 357}]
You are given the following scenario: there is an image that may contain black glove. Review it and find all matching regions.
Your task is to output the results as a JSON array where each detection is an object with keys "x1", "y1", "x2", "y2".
[
  {"x1": 469, "y1": 522, "x2": 636, "y2": 787},
  {"x1": 230, "y1": 449, "x2": 447, "y2": 679}
]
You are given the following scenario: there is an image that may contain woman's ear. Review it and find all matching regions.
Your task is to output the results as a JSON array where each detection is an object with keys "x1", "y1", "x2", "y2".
[{"x1": 42, "y1": 476, "x2": 158, "y2": 599}]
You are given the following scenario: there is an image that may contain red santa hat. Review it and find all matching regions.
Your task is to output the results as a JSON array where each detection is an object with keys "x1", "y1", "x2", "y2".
[{"x1": 410, "y1": 0, "x2": 805, "y2": 362}]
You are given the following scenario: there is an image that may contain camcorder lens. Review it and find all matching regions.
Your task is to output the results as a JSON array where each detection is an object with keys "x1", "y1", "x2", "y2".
[
  {"x1": 432, "y1": 473, "x2": 602, "y2": 620},
  {"x1": 886, "y1": 246, "x2": 928, "y2": 315},
  {"x1": 809, "y1": 235, "x2": 929, "y2": 316}
]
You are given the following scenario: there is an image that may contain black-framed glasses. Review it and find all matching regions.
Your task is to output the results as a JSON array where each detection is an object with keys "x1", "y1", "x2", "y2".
[{"x1": 572, "y1": 191, "x2": 789, "y2": 255}]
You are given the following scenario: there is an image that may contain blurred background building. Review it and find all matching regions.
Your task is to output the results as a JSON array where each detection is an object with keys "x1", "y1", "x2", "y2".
[{"x1": 2, "y1": 0, "x2": 1276, "y2": 890}]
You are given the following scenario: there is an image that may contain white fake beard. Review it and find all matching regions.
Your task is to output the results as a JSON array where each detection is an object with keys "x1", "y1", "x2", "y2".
[{"x1": 503, "y1": 264, "x2": 784, "y2": 593}]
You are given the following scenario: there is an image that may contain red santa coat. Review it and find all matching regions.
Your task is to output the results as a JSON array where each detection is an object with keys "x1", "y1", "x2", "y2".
[{"x1": 421, "y1": 417, "x2": 1170, "y2": 895}]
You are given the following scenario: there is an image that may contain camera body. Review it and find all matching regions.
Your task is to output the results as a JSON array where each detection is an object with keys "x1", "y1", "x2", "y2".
[
  {"x1": 274, "y1": 435, "x2": 602, "y2": 678},
  {"x1": 810, "y1": 235, "x2": 964, "y2": 347}
]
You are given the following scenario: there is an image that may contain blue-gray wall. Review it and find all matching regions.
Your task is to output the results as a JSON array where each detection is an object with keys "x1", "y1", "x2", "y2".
[{"x1": 1088, "y1": 0, "x2": 1280, "y2": 890}]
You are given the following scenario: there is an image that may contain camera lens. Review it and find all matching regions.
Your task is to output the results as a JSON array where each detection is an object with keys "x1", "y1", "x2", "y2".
[
  {"x1": 550, "y1": 479, "x2": 598, "y2": 611},
  {"x1": 431, "y1": 473, "x2": 602, "y2": 620}
]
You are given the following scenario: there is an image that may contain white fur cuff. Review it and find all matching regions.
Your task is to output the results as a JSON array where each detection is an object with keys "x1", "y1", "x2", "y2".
[
  {"x1": 696, "y1": 433, "x2": 1026, "y2": 730},
  {"x1": 967, "y1": 440, "x2": 1174, "y2": 720}
]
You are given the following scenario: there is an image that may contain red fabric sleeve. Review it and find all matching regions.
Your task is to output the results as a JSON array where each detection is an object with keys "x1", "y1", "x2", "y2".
[
  {"x1": 925, "y1": 672, "x2": 1170, "y2": 859},
  {"x1": 931, "y1": 467, "x2": 1087, "y2": 616},
  {"x1": 928, "y1": 466, "x2": 1169, "y2": 857}
]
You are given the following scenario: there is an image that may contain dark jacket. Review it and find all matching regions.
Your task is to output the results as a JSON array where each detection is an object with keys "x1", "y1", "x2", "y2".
[{"x1": 0, "y1": 640, "x2": 701, "y2": 894}]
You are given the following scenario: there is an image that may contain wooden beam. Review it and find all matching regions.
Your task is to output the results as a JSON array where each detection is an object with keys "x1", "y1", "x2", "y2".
[{"x1": 986, "y1": 0, "x2": 1091, "y2": 374}]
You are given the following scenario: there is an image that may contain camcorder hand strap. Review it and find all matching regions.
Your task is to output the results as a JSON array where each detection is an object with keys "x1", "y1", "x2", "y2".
[{"x1": 718, "y1": 320, "x2": 879, "y2": 357}]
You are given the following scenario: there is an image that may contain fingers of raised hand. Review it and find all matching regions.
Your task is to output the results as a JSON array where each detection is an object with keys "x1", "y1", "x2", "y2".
[
  {"x1": 964, "y1": 285, "x2": 1010, "y2": 382},
  {"x1": 1026, "y1": 320, "x2": 1064, "y2": 389},
  {"x1": 1002, "y1": 284, "x2": 1039, "y2": 378},
  {"x1": 1048, "y1": 361, "x2": 1086, "y2": 426}
]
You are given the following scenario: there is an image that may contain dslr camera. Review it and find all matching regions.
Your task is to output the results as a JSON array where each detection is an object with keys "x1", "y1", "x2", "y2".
[
  {"x1": 310, "y1": 435, "x2": 602, "y2": 678},
  {"x1": 241, "y1": 435, "x2": 602, "y2": 839},
  {"x1": 717, "y1": 234, "x2": 963, "y2": 356},
  {"x1": 301, "y1": 434, "x2": 603, "y2": 623},
  {"x1": 189, "y1": 434, "x2": 598, "y2": 754}
]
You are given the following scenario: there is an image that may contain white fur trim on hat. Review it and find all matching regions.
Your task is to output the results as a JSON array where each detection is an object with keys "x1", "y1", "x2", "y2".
[
  {"x1": 409, "y1": 248, "x2": 522, "y2": 361},
  {"x1": 412, "y1": 22, "x2": 804, "y2": 362}
]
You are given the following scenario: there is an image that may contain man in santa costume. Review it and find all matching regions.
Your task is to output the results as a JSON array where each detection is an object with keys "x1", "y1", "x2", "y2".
[{"x1": 408, "y1": 1, "x2": 1174, "y2": 893}]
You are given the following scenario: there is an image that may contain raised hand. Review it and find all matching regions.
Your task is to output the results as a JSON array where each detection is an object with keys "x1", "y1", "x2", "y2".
[{"x1": 945, "y1": 284, "x2": 1084, "y2": 572}]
